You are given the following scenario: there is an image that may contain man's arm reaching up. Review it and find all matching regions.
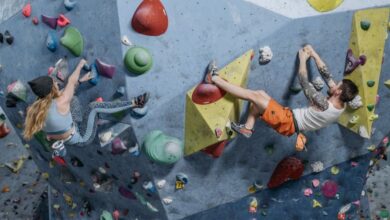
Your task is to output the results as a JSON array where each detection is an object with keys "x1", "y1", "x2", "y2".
[{"x1": 298, "y1": 48, "x2": 329, "y2": 111}]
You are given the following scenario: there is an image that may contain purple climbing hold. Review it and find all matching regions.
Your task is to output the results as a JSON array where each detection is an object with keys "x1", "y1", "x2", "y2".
[
  {"x1": 321, "y1": 180, "x2": 338, "y2": 198},
  {"x1": 95, "y1": 59, "x2": 116, "y2": 78},
  {"x1": 41, "y1": 15, "x2": 58, "y2": 29},
  {"x1": 344, "y1": 49, "x2": 366, "y2": 75},
  {"x1": 118, "y1": 186, "x2": 136, "y2": 200},
  {"x1": 111, "y1": 137, "x2": 127, "y2": 155}
]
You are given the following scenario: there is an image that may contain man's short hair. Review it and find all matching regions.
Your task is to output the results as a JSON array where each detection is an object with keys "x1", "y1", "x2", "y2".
[{"x1": 340, "y1": 79, "x2": 359, "y2": 103}]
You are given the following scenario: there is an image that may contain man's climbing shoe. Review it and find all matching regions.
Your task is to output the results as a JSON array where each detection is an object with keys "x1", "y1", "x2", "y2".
[
  {"x1": 4, "y1": 31, "x2": 14, "y2": 45},
  {"x1": 231, "y1": 122, "x2": 253, "y2": 138},
  {"x1": 133, "y1": 92, "x2": 150, "y2": 108},
  {"x1": 204, "y1": 60, "x2": 219, "y2": 84}
]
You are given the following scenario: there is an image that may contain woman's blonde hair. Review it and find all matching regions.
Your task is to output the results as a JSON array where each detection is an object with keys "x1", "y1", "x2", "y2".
[{"x1": 23, "y1": 85, "x2": 60, "y2": 140}]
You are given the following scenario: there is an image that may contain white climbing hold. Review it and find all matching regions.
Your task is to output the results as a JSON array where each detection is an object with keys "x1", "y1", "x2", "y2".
[
  {"x1": 311, "y1": 161, "x2": 324, "y2": 173},
  {"x1": 338, "y1": 203, "x2": 351, "y2": 214},
  {"x1": 348, "y1": 95, "x2": 363, "y2": 109},
  {"x1": 312, "y1": 76, "x2": 324, "y2": 91},
  {"x1": 156, "y1": 179, "x2": 166, "y2": 189},
  {"x1": 259, "y1": 46, "x2": 273, "y2": 64},
  {"x1": 99, "y1": 130, "x2": 113, "y2": 144},
  {"x1": 98, "y1": 167, "x2": 106, "y2": 174},
  {"x1": 121, "y1": 35, "x2": 132, "y2": 46},
  {"x1": 162, "y1": 197, "x2": 173, "y2": 205},
  {"x1": 359, "y1": 126, "x2": 370, "y2": 139}
]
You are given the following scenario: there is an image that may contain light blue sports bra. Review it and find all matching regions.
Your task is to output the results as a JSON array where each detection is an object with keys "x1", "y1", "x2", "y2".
[{"x1": 43, "y1": 100, "x2": 73, "y2": 135}]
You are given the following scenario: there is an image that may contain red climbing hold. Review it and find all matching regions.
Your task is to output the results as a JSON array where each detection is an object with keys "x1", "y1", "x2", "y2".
[
  {"x1": 57, "y1": 14, "x2": 71, "y2": 27},
  {"x1": 202, "y1": 140, "x2": 227, "y2": 158},
  {"x1": 53, "y1": 156, "x2": 66, "y2": 166},
  {"x1": 131, "y1": 0, "x2": 168, "y2": 36},
  {"x1": 32, "y1": 17, "x2": 39, "y2": 25},
  {"x1": 267, "y1": 157, "x2": 304, "y2": 189},
  {"x1": 22, "y1": 3, "x2": 32, "y2": 18},
  {"x1": 95, "y1": 59, "x2": 116, "y2": 78},
  {"x1": 192, "y1": 83, "x2": 226, "y2": 105},
  {"x1": 96, "y1": 97, "x2": 103, "y2": 102},
  {"x1": 0, "y1": 122, "x2": 11, "y2": 139},
  {"x1": 321, "y1": 180, "x2": 338, "y2": 198}
]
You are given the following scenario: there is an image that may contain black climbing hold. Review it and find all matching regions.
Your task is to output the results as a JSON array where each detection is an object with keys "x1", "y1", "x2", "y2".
[
  {"x1": 0, "y1": 33, "x2": 3, "y2": 43},
  {"x1": 4, "y1": 31, "x2": 13, "y2": 45}
]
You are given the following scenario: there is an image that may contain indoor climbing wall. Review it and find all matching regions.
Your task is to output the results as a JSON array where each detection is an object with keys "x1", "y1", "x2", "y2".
[{"x1": 338, "y1": 8, "x2": 390, "y2": 139}]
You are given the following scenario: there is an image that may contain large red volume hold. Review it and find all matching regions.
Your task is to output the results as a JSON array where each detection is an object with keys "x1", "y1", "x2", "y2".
[
  {"x1": 267, "y1": 156, "x2": 304, "y2": 189},
  {"x1": 192, "y1": 83, "x2": 226, "y2": 105},
  {"x1": 131, "y1": 0, "x2": 168, "y2": 36}
]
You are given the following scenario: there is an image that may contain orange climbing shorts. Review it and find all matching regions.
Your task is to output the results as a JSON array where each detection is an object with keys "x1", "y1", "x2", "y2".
[{"x1": 260, "y1": 99, "x2": 296, "y2": 136}]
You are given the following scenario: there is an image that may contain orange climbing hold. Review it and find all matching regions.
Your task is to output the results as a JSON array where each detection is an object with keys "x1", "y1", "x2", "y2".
[
  {"x1": 131, "y1": 0, "x2": 168, "y2": 36},
  {"x1": 57, "y1": 14, "x2": 71, "y2": 27},
  {"x1": 22, "y1": 3, "x2": 32, "y2": 17}
]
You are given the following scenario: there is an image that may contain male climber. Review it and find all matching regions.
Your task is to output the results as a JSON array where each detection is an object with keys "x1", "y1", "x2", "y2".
[{"x1": 206, "y1": 45, "x2": 359, "y2": 151}]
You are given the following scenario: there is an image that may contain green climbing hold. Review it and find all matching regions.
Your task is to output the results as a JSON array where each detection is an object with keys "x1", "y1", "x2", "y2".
[
  {"x1": 360, "y1": 20, "x2": 371, "y2": 31},
  {"x1": 100, "y1": 210, "x2": 113, "y2": 220},
  {"x1": 380, "y1": 209, "x2": 389, "y2": 218},
  {"x1": 264, "y1": 144, "x2": 274, "y2": 155},
  {"x1": 367, "y1": 104, "x2": 375, "y2": 112},
  {"x1": 290, "y1": 86, "x2": 302, "y2": 94},
  {"x1": 34, "y1": 131, "x2": 53, "y2": 152},
  {"x1": 142, "y1": 130, "x2": 183, "y2": 164},
  {"x1": 124, "y1": 46, "x2": 153, "y2": 74},
  {"x1": 384, "y1": 80, "x2": 390, "y2": 89},
  {"x1": 367, "y1": 80, "x2": 375, "y2": 87},
  {"x1": 60, "y1": 27, "x2": 84, "y2": 57}
]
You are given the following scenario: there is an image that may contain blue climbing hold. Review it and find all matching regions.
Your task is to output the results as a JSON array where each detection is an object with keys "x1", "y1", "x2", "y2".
[
  {"x1": 46, "y1": 31, "x2": 58, "y2": 52},
  {"x1": 64, "y1": 0, "x2": 77, "y2": 11},
  {"x1": 89, "y1": 63, "x2": 99, "y2": 86}
]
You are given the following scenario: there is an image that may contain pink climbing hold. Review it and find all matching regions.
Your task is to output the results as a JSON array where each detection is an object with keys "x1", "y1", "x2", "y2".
[
  {"x1": 304, "y1": 188, "x2": 313, "y2": 196},
  {"x1": 111, "y1": 137, "x2": 127, "y2": 155},
  {"x1": 32, "y1": 17, "x2": 39, "y2": 25},
  {"x1": 321, "y1": 180, "x2": 338, "y2": 198},
  {"x1": 41, "y1": 15, "x2": 58, "y2": 29},
  {"x1": 22, "y1": 3, "x2": 32, "y2": 17},
  {"x1": 312, "y1": 179, "x2": 320, "y2": 188},
  {"x1": 96, "y1": 97, "x2": 103, "y2": 102},
  {"x1": 344, "y1": 49, "x2": 366, "y2": 75},
  {"x1": 95, "y1": 59, "x2": 116, "y2": 78},
  {"x1": 131, "y1": 0, "x2": 169, "y2": 36},
  {"x1": 112, "y1": 210, "x2": 120, "y2": 220},
  {"x1": 57, "y1": 14, "x2": 71, "y2": 27}
]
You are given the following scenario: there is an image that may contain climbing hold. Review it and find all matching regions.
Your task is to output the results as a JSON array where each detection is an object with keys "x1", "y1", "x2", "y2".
[
  {"x1": 142, "y1": 130, "x2": 183, "y2": 164},
  {"x1": 344, "y1": 49, "x2": 366, "y2": 75},
  {"x1": 128, "y1": 143, "x2": 140, "y2": 156},
  {"x1": 96, "y1": 59, "x2": 116, "y2": 78},
  {"x1": 60, "y1": 26, "x2": 84, "y2": 56},
  {"x1": 57, "y1": 14, "x2": 71, "y2": 27},
  {"x1": 322, "y1": 180, "x2": 338, "y2": 198},
  {"x1": 307, "y1": 0, "x2": 343, "y2": 12},
  {"x1": 248, "y1": 197, "x2": 258, "y2": 213},
  {"x1": 52, "y1": 57, "x2": 69, "y2": 82},
  {"x1": 289, "y1": 85, "x2": 302, "y2": 94},
  {"x1": 359, "y1": 126, "x2": 370, "y2": 139},
  {"x1": 367, "y1": 104, "x2": 375, "y2": 112},
  {"x1": 348, "y1": 115, "x2": 359, "y2": 124},
  {"x1": 384, "y1": 80, "x2": 390, "y2": 89},
  {"x1": 176, "y1": 173, "x2": 188, "y2": 185},
  {"x1": 112, "y1": 210, "x2": 120, "y2": 220},
  {"x1": 100, "y1": 210, "x2": 113, "y2": 220},
  {"x1": 367, "y1": 145, "x2": 376, "y2": 151},
  {"x1": 121, "y1": 35, "x2": 132, "y2": 46},
  {"x1": 360, "y1": 20, "x2": 371, "y2": 31},
  {"x1": 312, "y1": 179, "x2": 320, "y2": 188},
  {"x1": 70, "y1": 157, "x2": 83, "y2": 167},
  {"x1": 369, "y1": 114, "x2": 379, "y2": 121},
  {"x1": 32, "y1": 17, "x2": 39, "y2": 25},
  {"x1": 22, "y1": 3, "x2": 32, "y2": 17},
  {"x1": 214, "y1": 128, "x2": 223, "y2": 138},
  {"x1": 131, "y1": 0, "x2": 168, "y2": 36},
  {"x1": 312, "y1": 199, "x2": 322, "y2": 208},
  {"x1": 367, "y1": 80, "x2": 375, "y2": 87},
  {"x1": 41, "y1": 15, "x2": 58, "y2": 29},
  {"x1": 259, "y1": 46, "x2": 273, "y2": 64},
  {"x1": 304, "y1": 188, "x2": 313, "y2": 196},
  {"x1": 0, "y1": 114, "x2": 11, "y2": 139},
  {"x1": 311, "y1": 161, "x2": 324, "y2": 173},
  {"x1": 88, "y1": 63, "x2": 99, "y2": 85},
  {"x1": 111, "y1": 137, "x2": 127, "y2": 155},
  {"x1": 248, "y1": 181, "x2": 264, "y2": 193},
  {"x1": 46, "y1": 31, "x2": 58, "y2": 52},
  {"x1": 146, "y1": 202, "x2": 159, "y2": 212},
  {"x1": 7, "y1": 80, "x2": 27, "y2": 102},
  {"x1": 376, "y1": 94, "x2": 380, "y2": 105},
  {"x1": 348, "y1": 95, "x2": 362, "y2": 109},
  {"x1": 156, "y1": 179, "x2": 166, "y2": 189},
  {"x1": 267, "y1": 157, "x2": 304, "y2": 189},
  {"x1": 124, "y1": 46, "x2": 153, "y2": 74},
  {"x1": 115, "y1": 86, "x2": 126, "y2": 97},
  {"x1": 4, "y1": 30, "x2": 14, "y2": 45},
  {"x1": 312, "y1": 76, "x2": 325, "y2": 91},
  {"x1": 131, "y1": 106, "x2": 148, "y2": 118},
  {"x1": 264, "y1": 144, "x2": 274, "y2": 155},
  {"x1": 64, "y1": 0, "x2": 77, "y2": 11},
  {"x1": 96, "y1": 97, "x2": 104, "y2": 102},
  {"x1": 331, "y1": 166, "x2": 340, "y2": 175},
  {"x1": 192, "y1": 83, "x2": 227, "y2": 105},
  {"x1": 2, "y1": 185, "x2": 10, "y2": 193},
  {"x1": 162, "y1": 197, "x2": 173, "y2": 205},
  {"x1": 142, "y1": 181, "x2": 157, "y2": 193}
]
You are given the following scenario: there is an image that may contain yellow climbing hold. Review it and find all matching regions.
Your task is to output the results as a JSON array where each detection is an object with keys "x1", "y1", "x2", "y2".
[
  {"x1": 367, "y1": 145, "x2": 376, "y2": 152},
  {"x1": 307, "y1": 0, "x2": 343, "y2": 12},
  {"x1": 331, "y1": 166, "x2": 340, "y2": 175},
  {"x1": 184, "y1": 50, "x2": 253, "y2": 155},
  {"x1": 338, "y1": 8, "x2": 390, "y2": 139},
  {"x1": 384, "y1": 80, "x2": 390, "y2": 89},
  {"x1": 369, "y1": 114, "x2": 379, "y2": 121},
  {"x1": 42, "y1": 172, "x2": 49, "y2": 179},
  {"x1": 313, "y1": 199, "x2": 322, "y2": 208}
]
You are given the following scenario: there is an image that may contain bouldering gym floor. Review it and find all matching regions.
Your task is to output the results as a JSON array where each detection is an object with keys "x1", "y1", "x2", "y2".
[{"x1": 0, "y1": 0, "x2": 390, "y2": 219}]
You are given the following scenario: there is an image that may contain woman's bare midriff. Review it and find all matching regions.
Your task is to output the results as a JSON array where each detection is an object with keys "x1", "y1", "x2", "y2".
[{"x1": 46, "y1": 127, "x2": 74, "y2": 141}]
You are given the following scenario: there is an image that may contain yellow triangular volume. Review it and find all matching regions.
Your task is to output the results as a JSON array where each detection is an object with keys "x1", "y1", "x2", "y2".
[
  {"x1": 184, "y1": 49, "x2": 254, "y2": 156},
  {"x1": 338, "y1": 8, "x2": 390, "y2": 138}
]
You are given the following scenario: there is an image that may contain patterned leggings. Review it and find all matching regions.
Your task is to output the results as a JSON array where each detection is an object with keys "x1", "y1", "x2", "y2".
[{"x1": 66, "y1": 101, "x2": 134, "y2": 146}]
